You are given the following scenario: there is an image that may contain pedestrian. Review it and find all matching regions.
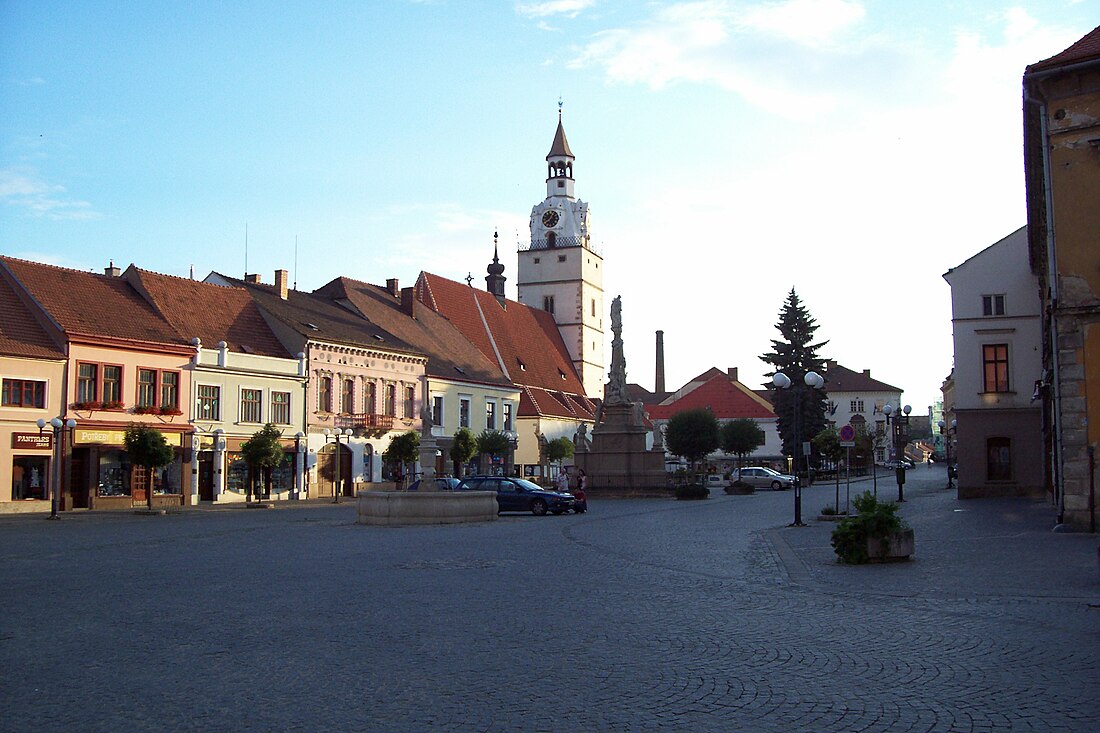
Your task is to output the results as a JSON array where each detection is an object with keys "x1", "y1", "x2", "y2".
[
  {"x1": 573, "y1": 468, "x2": 588, "y2": 513},
  {"x1": 576, "y1": 468, "x2": 587, "y2": 492},
  {"x1": 556, "y1": 468, "x2": 570, "y2": 494}
]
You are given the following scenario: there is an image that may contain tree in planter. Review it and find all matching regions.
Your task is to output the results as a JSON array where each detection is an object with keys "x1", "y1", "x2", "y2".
[
  {"x1": 720, "y1": 418, "x2": 765, "y2": 474},
  {"x1": 450, "y1": 427, "x2": 477, "y2": 477},
  {"x1": 665, "y1": 408, "x2": 719, "y2": 491},
  {"x1": 761, "y1": 289, "x2": 829, "y2": 473},
  {"x1": 239, "y1": 423, "x2": 286, "y2": 503},
  {"x1": 546, "y1": 436, "x2": 574, "y2": 483},
  {"x1": 476, "y1": 429, "x2": 512, "y2": 475},
  {"x1": 124, "y1": 424, "x2": 175, "y2": 510},
  {"x1": 383, "y1": 431, "x2": 420, "y2": 488},
  {"x1": 812, "y1": 427, "x2": 846, "y2": 514}
]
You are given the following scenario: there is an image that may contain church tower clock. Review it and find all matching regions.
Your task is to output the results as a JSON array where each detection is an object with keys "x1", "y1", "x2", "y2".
[{"x1": 517, "y1": 109, "x2": 606, "y2": 398}]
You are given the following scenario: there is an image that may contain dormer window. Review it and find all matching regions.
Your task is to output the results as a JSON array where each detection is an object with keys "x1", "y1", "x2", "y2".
[{"x1": 517, "y1": 358, "x2": 527, "y2": 371}]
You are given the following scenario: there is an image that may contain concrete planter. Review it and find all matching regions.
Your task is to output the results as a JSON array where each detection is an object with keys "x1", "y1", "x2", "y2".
[
  {"x1": 356, "y1": 490, "x2": 497, "y2": 526},
  {"x1": 867, "y1": 528, "x2": 914, "y2": 562}
]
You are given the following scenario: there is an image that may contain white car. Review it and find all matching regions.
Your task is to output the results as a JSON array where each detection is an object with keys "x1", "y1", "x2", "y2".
[{"x1": 736, "y1": 466, "x2": 796, "y2": 490}]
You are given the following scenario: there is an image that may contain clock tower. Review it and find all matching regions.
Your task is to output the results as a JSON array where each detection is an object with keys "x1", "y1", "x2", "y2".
[{"x1": 517, "y1": 110, "x2": 606, "y2": 398}]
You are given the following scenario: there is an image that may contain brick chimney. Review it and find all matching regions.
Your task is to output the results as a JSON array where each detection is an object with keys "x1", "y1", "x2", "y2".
[
  {"x1": 245, "y1": 273, "x2": 261, "y2": 284},
  {"x1": 386, "y1": 278, "x2": 399, "y2": 297},
  {"x1": 400, "y1": 287, "x2": 418, "y2": 318},
  {"x1": 727, "y1": 367, "x2": 738, "y2": 382},
  {"x1": 274, "y1": 269, "x2": 288, "y2": 300},
  {"x1": 863, "y1": 369, "x2": 871, "y2": 377},
  {"x1": 655, "y1": 330, "x2": 666, "y2": 394},
  {"x1": 104, "y1": 260, "x2": 120, "y2": 277}
]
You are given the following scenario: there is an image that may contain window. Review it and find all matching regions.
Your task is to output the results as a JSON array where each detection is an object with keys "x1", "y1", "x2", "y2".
[
  {"x1": 271, "y1": 391, "x2": 291, "y2": 424},
  {"x1": 12, "y1": 455, "x2": 49, "y2": 500},
  {"x1": 432, "y1": 396, "x2": 443, "y2": 426},
  {"x1": 318, "y1": 376, "x2": 332, "y2": 412},
  {"x1": 543, "y1": 295, "x2": 555, "y2": 314},
  {"x1": 982, "y1": 344, "x2": 1010, "y2": 393},
  {"x1": 503, "y1": 402, "x2": 512, "y2": 432},
  {"x1": 460, "y1": 397, "x2": 471, "y2": 428},
  {"x1": 533, "y1": 257, "x2": 540, "y2": 264},
  {"x1": 2, "y1": 378, "x2": 46, "y2": 408},
  {"x1": 342, "y1": 378, "x2": 355, "y2": 414},
  {"x1": 557, "y1": 255, "x2": 566, "y2": 262},
  {"x1": 849, "y1": 400, "x2": 864, "y2": 413},
  {"x1": 486, "y1": 401, "x2": 496, "y2": 430},
  {"x1": 77, "y1": 363, "x2": 98, "y2": 403},
  {"x1": 982, "y1": 294, "x2": 1005, "y2": 316},
  {"x1": 384, "y1": 384, "x2": 396, "y2": 417},
  {"x1": 404, "y1": 385, "x2": 415, "y2": 418},
  {"x1": 198, "y1": 385, "x2": 221, "y2": 421},
  {"x1": 137, "y1": 369, "x2": 157, "y2": 407},
  {"x1": 987, "y1": 437, "x2": 1011, "y2": 481},
  {"x1": 240, "y1": 388, "x2": 262, "y2": 423},
  {"x1": 591, "y1": 298, "x2": 596, "y2": 317},
  {"x1": 160, "y1": 372, "x2": 178, "y2": 409},
  {"x1": 367, "y1": 382, "x2": 377, "y2": 414},
  {"x1": 102, "y1": 365, "x2": 122, "y2": 404}
]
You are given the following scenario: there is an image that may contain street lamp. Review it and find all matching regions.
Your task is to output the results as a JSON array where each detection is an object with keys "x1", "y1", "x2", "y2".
[
  {"x1": 322, "y1": 427, "x2": 352, "y2": 503},
  {"x1": 772, "y1": 370, "x2": 825, "y2": 527},
  {"x1": 36, "y1": 416, "x2": 77, "y2": 520},
  {"x1": 937, "y1": 418, "x2": 957, "y2": 490},
  {"x1": 882, "y1": 403, "x2": 912, "y2": 502}
]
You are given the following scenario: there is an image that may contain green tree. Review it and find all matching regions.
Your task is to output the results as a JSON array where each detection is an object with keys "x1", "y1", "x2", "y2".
[
  {"x1": 239, "y1": 423, "x2": 286, "y2": 503},
  {"x1": 720, "y1": 418, "x2": 765, "y2": 471},
  {"x1": 124, "y1": 424, "x2": 175, "y2": 510},
  {"x1": 546, "y1": 436, "x2": 574, "y2": 466},
  {"x1": 813, "y1": 427, "x2": 846, "y2": 510},
  {"x1": 477, "y1": 429, "x2": 512, "y2": 473},
  {"x1": 383, "y1": 431, "x2": 420, "y2": 488},
  {"x1": 450, "y1": 427, "x2": 478, "y2": 477},
  {"x1": 665, "y1": 408, "x2": 720, "y2": 482},
  {"x1": 761, "y1": 288, "x2": 829, "y2": 461}
]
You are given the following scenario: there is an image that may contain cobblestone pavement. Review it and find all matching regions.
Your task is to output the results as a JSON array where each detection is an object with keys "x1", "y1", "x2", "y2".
[{"x1": 1, "y1": 465, "x2": 1097, "y2": 732}]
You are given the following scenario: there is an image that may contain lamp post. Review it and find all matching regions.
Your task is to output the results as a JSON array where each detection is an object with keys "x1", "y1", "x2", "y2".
[
  {"x1": 937, "y1": 419, "x2": 956, "y2": 490},
  {"x1": 322, "y1": 427, "x2": 352, "y2": 503},
  {"x1": 36, "y1": 416, "x2": 77, "y2": 520},
  {"x1": 883, "y1": 403, "x2": 912, "y2": 502},
  {"x1": 772, "y1": 370, "x2": 825, "y2": 527}
]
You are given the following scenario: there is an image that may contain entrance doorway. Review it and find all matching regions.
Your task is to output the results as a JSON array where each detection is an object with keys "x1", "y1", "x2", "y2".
[
  {"x1": 198, "y1": 452, "x2": 214, "y2": 501},
  {"x1": 318, "y1": 443, "x2": 352, "y2": 499}
]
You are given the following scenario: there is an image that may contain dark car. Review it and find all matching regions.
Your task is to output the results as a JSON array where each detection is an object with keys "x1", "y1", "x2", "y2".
[
  {"x1": 407, "y1": 477, "x2": 462, "y2": 492},
  {"x1": 456, "y1": 476, "x2": 575, "y2": 515}
]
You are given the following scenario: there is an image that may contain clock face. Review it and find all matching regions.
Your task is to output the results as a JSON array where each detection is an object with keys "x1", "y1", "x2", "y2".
[{"x1": 541, "y1": 209, "x2": 560, "y2": 228}]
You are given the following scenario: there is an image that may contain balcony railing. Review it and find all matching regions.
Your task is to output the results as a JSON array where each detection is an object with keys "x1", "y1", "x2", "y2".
[
  {"x1": 518, "y1": 236, "x2": 602, "y2": 256},
  {"x1": 334, "y1": 413, "x2": 395, "y2": 431}
]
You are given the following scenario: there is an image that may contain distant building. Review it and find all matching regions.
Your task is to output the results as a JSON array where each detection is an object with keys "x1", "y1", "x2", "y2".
[
  {"x1": 817, "y1": 360, "x2": 902, "y2": 463},
  {"x1": 943, "y1": 227, "x2": 1044, "y2": 498},
  {"x1": 1023, "y1": 25, "x2": 1100, "y2": 530}
]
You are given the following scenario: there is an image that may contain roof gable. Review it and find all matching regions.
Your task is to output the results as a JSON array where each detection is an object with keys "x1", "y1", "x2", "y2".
[
  {"x1": 0, "y1": 268, "x2": 65, "y2": 359},
  {"x1": 647, "y1": 373, "x2": 776, "y2": 420},
  {"x1": 820, "y1": 360, "x2": 901, "y2": 393}
]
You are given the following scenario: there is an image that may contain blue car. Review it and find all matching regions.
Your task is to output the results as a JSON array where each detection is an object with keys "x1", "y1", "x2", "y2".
[{"x1": 456, "y1": 476, "x2": 575, "y2": 515}]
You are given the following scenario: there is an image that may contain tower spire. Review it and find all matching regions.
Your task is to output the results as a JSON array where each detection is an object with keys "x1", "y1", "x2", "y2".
[{"x1": 485, "y1": 230, "x2": 507, "y2": 298}]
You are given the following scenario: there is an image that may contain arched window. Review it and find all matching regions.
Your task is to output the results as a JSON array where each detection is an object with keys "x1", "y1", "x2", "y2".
[{"x1": 987, "y1": 437, "x2": 1011, "y2": 481}]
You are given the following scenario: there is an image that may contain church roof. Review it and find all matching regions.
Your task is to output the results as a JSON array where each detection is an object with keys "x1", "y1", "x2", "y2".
[
  {"x1": 547, "y1": 117, "x2": 574, "y2": 159},
  {"x1": 415, "y1": 271, "x2": 595, "y2": 420},
  {"x1": 647, "y1": 371, "x2": 776, "y2": 421},
  {"x1": 1026, "y1": 24, "x2": 1100, "y2": 73}
]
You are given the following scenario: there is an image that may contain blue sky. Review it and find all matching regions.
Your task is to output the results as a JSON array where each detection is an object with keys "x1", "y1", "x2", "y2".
[{"x1": 1, "y1": 1, "x2": 1096, "y2": 411}]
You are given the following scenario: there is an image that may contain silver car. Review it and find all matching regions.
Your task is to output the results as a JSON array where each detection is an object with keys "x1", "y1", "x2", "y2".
[{"x1": 736, "y1": 466, "x2": 795, "y2": 490}]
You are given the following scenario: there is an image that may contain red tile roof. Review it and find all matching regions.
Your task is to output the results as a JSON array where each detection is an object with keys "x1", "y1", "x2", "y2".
[
  {"x1": 647, "y1": 372, "x2": 775, "y2": 421},
  {"x1": 415, "y1": 272, "x2": 594, "y2": 420},
  {"x1": 0, "y1": 257, "x2": 185, "y2": 346},
  {"x1": 125, "y1": 267, "x2": 292, "y2": 358},
  {"x1": 0, "y1": 267, "x2": 65, "y2": 359},
  {"x1": 1027, "y1": 25, "x2": 1100, "y2": 73}
]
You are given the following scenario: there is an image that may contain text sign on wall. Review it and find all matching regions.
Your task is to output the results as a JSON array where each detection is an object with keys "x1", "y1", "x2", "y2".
[
  {"x1": 75, "y1": 429, "x2": 183, "y2": 447},
  {"x1": 12, "y1": 432, "x2": 52, "y2": 449}
]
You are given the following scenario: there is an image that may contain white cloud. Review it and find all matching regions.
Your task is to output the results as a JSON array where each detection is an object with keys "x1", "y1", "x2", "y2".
[
  {"x1": 0, "y1": 168, "x2": 101, "y2": 220},
  {"x1": 516, "y1": 0, "x2": 594, "y2": 19},
  {"x1": 737, "y1": 0, "x2": 865, "y2": 47}
]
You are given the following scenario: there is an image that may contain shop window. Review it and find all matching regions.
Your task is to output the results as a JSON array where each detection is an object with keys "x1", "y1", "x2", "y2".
[
  {"x1": 271, "y1": 391, "x2": 291, "y2": 424},
  {"x1": 97, "y1": 450, "x2": 132, "y2": 496},
  {"x1": 11, "y1": 455, "x2": 49, "y2": 500},
  {"x1": 241, "y1": 388, "x2": 262, "y2": 423},
  {"x1": 134, "y1": 453, "x2": 182, "y2": 495},
  {"x1": 987, "y1": 437, "x2": 1012, "y2": 481},
  {"x1": 2, "y1": 378, "x2": 46, "y2": 408},
  {"x1": 226, "y1": 453, "x2": 249, "y2": 494}
]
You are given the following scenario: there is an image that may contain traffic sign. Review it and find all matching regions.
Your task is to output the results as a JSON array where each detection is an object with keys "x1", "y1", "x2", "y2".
[{"x1": 839, "y1": 424, "x2": 856, "y2": 447}]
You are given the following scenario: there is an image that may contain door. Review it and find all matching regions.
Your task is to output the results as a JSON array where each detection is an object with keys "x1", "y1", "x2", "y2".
[
  {"x1": 69, "y1": 449, "x2": 89, "y2": 509},
  {"x1": 198, "y1": 454, "x2": 214, "y2": 501},
  {"x1": 319, "y1": 444, "x2": 353, "y2": 499}
]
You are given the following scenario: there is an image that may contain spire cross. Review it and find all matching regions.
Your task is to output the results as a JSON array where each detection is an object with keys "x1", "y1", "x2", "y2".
[{"x1": 465, "y1": 272, "x2": 474, "y2": 286}]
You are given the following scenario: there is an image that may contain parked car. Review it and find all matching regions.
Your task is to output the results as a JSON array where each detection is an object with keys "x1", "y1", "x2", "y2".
[
  {"x1": 456, "y1": 476, "x2": 575, "y2": 515},
  {"x1": 705, "y1": 474, "x2": 729, "y2": 489},
  {"x1": 407, "y1": 477, "x2": 462, "y2": 492},
  {"x1": 884, "y1": 460, "x2": 914, "y2": 470},
  {"x1": 735, "y1": 466, "x2": 796, "y2": 490}
]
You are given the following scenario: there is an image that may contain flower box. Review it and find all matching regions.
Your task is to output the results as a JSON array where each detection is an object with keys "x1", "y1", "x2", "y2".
[
  {"x1": 72, "y1": 401, "x2": 103, "y2": 411},
  {"x1": 158, "y1": 407, "x2": 183, "y2": 416}
]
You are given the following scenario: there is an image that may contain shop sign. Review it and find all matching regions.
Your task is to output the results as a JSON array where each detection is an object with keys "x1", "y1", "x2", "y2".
[
  {"x1": 75, "y1": 429, "x2": 183, "y2": 447},
  {"x1": 12, "y1": 432, "x2": 52, "y2": 449}
]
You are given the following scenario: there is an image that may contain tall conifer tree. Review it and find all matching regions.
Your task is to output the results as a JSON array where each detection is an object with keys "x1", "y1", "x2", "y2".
[{"x1": 761, "y1": 289, "x2": 830, "y2": 460}]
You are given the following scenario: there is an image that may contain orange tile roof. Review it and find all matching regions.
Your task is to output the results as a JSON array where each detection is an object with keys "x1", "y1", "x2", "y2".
[
  {"x1": 0, "y1": 256, "x2": 185, "y2": 346},
  {"x1": 0, "y1": 268, "x2": 65, "y2": 359},
  {"x1": 1027, "y1": 24, "x2": 1100, "y2": 73},
  {"x1": 647, "y1": 372, "x2": 775, "y2": 421},
  {"x1": 125, "y1": 268, "x2": 292, "y2": 358}
]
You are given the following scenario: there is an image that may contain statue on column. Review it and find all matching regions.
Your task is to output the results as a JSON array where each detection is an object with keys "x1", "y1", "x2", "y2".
[{"x1": 605, "y1": 295, "x2": 629, "y2": 406}]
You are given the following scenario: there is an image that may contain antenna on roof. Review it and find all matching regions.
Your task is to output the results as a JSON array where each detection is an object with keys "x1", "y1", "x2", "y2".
[
  {"x1": 294, "y1": 235, "x2": 299, "y2": 291},
  {"x1": 244, "y1": 223, "x2": 248, "y2": 278},
  {"x1": 189, "y1": 264, "x2": 194, "y2": 280}
]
